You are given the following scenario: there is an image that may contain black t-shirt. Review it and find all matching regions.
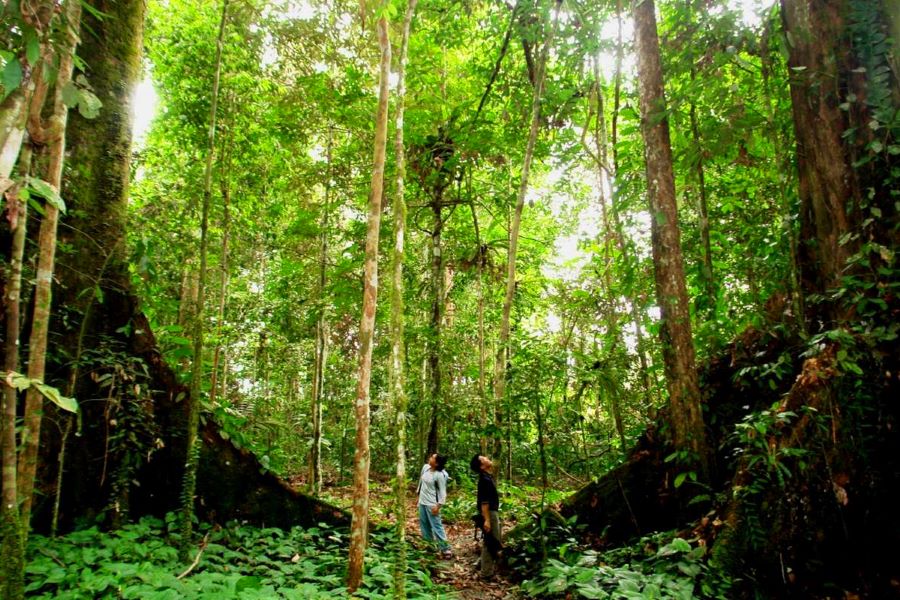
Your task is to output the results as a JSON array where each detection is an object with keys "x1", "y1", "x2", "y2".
[{"x1": 476, "y1": 472, "x2": 499, "y2": 511}]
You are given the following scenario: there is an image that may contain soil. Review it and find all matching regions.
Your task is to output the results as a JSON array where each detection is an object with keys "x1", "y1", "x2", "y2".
[{"x1": 404, "y1": 496, "x2": 520, "y2": 599}]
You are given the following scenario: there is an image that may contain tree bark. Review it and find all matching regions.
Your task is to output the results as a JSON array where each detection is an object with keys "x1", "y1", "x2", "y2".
[
  {"x1": 209, "y1": 138, "x2": 232, "y2": 407},
  {"x1": 347, "y1": 14, "x2": 391, "y2": 594},
  {"x1": 309, "y1": 127, "x2": 332, "y2": 497},
  {"x1": 0, "y1": 1, "x2": 56, "y2": 185},
  {"x1": 181, "y1": 0, "x2": 228, "y2": 560},
  {"x1": 780, "y1": 0, "x2": 867, "y2": 306},
  {"x1": 426, "y1": 196, "x2": 443, "y2": 457},
  {"x1": 632, "y1": 0, "x2": 708, "y2": 474},
  {"x1": 17, "y1": 0, "x2": 82, "y2": 531},
  {"x1": 1, "y1": 139, "x2": 32, "y2": 600},
  {"x1": 610, "y1": 0, "x2": 653, "y2": 400},
  {"x1": 390, "y1": 3, "x2": 417, "y2": 597}
]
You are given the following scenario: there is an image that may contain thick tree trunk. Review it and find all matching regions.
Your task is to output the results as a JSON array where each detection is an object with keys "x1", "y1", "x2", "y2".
[
  {"x1": 632, "y1": 0, "x2": 708, "y2": 474},
  {"x1": 17, "y1": 0, "x2": 82, "y2": 530},
  {"x1": 347, "y1": 14, "x2": 390, "y2": 593},
  {"x1": 390, "y1": 3, "x2": 417, "y2": 596},
  {"x1": 781, "y1": 0, "x2": 856, "y2": 300}
]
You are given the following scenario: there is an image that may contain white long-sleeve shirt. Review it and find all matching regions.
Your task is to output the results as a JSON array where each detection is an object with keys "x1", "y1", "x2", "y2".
[{"x1": 417, "y1": 463, "x2": 448, "y2": 507}]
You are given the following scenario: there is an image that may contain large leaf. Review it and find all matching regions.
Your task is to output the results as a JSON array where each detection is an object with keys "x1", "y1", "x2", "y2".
[
  {"x1": 34, "y1": 382, "x2": 78, "y2": 413},
  {"x1": 4, "y1": 371, "x2": 78, "y2": 413},
  {"x1": 26, "y1": 176, "x2": 66, "y2": 213},
  {"x1": 2, "y1": 59, "x2": 23, "y2": 99},
  {"x1": 77, "y1": 89, "x2": 103, "y2": 119}
]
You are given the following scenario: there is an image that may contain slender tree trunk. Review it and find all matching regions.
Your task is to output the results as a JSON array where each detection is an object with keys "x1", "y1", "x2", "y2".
[
  {"x1": 632, "y1": 0, "x2": 708, "y2": 473},
  {"x1": 181, "y1": 0, "x2": 228, "y2": 560},
  {"x1": 390, "y1": 3, "x2": 417, "y2": 596},
  {"x1": 684, "y1": 7, "x2": 716, "y2": 315},
  {"x1": 688, "y1": 96, "x2": 715, "y2": 313},
  {"x1": 209, "y1": 146, "x2": 232, "y2": 407},
  {"x1": 309, "y1": 128, "x2": 332, "y2": 497},
  {"x1": 494, "y1": 0, "x2": 557, "y2": 463},
  {"x1": 347, "y1": 14, "x2": 391, "y2": 594},
  {"x1": 760, "y1": 28, "x2": 805, "y2": 331},
  {"x1": 17, "y1": 0, "x2": 83, "y2": 530},
  {"x1": 0, "y1": 1, "x2": 55, "y2": 184},
  {"x1": 471, "y1": 206, "x2": 488, "y2": 453},
  {"x1": 610, "y1": 0, "x2": 652, "y2": 400},
  {"x1": 426, "y1": 197, "x2": 443, "y2": 457},
  {"x1": 1, "y1": 139, "x2": 32, "y2": 600}
]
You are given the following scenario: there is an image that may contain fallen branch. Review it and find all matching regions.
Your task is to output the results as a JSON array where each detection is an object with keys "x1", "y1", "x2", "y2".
[{"x1": 176, "y1": 533, "x2": 210, "y2": 580}]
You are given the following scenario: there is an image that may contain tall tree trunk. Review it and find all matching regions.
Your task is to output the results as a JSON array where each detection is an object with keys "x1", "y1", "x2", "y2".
[
  {"x1": 180, "y1": 0, "x2": 228, "y2": 560},
  {"x1": 494, "y1": 0, "x2": 556, "y2": 470},
  {"x1": 48, "y1": 0, "x2": 147, "y2": 534},
  {"x1": 471, "y1": 206, "x2": 488, "y2": 453},
  {"x1": 390, "y1": 3, "x2": 417, "y2": 596},
  {"x1": 780, "y1": 0, "x2": 867, "y2": 307},
  {"x1": 17, "y1": 0, "x2": 83, "y2": 531},
  {"x1": 309, "y1": 128, "x2": 332, "y2": 497},
  {"x1": 347, "y1": 14, "x2": 391, "y2": 594},
  {"x1": 760, "y1": 26, "x2": 805, "y2": 331},
  {"x1": 209, "y1": 141, "x2": 232, "y2": 407},
  {"x1": 610, "y1": 0, "x2": 653, "y2": 401},
  {"x1": 688, "y1": 98, "x2": 715, "y2": 313},
  {"x1": 684, "y1": 8, "x2": 716, "y2": 315},
  {"x1": 426, "y1": 196, "x2": 443, "y2": 457},
  {"x1": 632, "y1": 0, "x2": 708, "y2": 474},
  {"x1": 1, "y1": 139, "x2": 32, "y2": 600}
]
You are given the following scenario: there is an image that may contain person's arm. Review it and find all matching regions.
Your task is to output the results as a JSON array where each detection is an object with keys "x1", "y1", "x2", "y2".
[{"x1": 480, "y1": 502, "x2": 491, "y2": 532}]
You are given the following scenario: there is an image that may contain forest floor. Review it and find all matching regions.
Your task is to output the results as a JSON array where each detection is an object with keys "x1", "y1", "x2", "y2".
[
  {"x1": 317, "y1": 479, "x2": 521, "y2": 598},
  {"x1": 403, "y1": 497, "x2": 520, "y2": 600}
]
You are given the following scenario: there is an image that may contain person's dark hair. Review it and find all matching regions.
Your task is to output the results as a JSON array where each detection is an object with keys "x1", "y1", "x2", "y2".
[
  {"x1": 434, "y1": 454, "x2": 448, "y2": 471},
  {"x1": 470, "y1": 454, "x2": 482, "y2": 473}
]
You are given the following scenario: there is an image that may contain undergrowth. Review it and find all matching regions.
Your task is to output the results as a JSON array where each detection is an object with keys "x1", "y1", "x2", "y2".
[
  {"x1": 24, "y1": 515, "x2": 453, "y2": 599},
  {"x1": 518, "y1": 529, "x2": 731, "y2": 599}
]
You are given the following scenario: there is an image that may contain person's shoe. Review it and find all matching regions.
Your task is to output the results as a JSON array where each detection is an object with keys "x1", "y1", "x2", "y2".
[{"x1": 440, "y1": 549, "x2": 453, "y2": 559}]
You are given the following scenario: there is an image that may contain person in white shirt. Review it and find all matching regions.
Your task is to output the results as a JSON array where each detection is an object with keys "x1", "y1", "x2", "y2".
[{"x1": 417, "y1": 453, "x2": 452, "y2": 558}]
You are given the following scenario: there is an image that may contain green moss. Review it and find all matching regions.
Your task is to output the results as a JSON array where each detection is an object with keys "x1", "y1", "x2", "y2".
[{"x1": 0, "y1": 509, "x2": 25, "y2": 600}]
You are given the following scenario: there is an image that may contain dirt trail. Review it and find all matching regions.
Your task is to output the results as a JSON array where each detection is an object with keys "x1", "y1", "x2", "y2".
[{"x1": 405, "y1": 497, "x2": 519, "y2": 599}]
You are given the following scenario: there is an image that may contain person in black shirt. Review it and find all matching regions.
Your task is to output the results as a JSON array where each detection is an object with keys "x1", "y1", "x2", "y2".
[{"x1": 470, "y1": 454, "x2": 501, "y2": 579}]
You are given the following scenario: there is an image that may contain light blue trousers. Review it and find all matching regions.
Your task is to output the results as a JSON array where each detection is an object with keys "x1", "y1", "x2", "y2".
[{"x1": 418, "y1": 504, "x2": 450, "y2": 551}]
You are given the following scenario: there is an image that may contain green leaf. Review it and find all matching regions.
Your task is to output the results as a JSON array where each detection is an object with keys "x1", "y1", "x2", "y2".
[
  {"x1": 26, "y1": 176, "x2": 66, "y2": 213},
  {"x1": 34, "y1": 382, "x2": 78, "y2": 413},
  {"x1": 2, "y1": 59, "x2": 23, "y2": 98},
  {"x1": 62, "y1": 82, "x2": 80, "y2": 108},
  {"x1": 235, "y1": 576, "x2": 262, "y2": 592},
  {"x1": 25, "y1": 29, "x2": 41, "y2": 66},
  {"x1": 6, "y1": 371, "x2": 34, "y2": 392},
  {"x1": 77, "y1": 89, "x2": 103, "y2": 119},
  {"x1": 673, "y1": 472, "x2": 687, "y2": 488}
]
